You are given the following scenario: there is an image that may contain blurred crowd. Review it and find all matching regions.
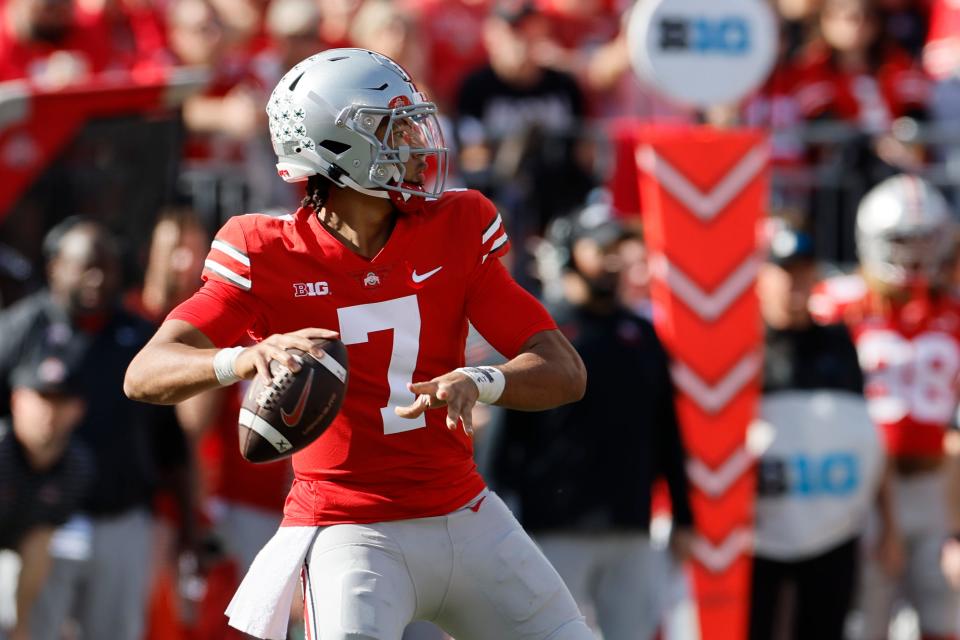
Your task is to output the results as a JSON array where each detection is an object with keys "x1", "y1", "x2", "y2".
[
  {"x1": 4, "y1": 0, "x2": 960, "y2": 260},
  {"x1": 5, "y1": 0, "x2": 960, "y2": 639}
]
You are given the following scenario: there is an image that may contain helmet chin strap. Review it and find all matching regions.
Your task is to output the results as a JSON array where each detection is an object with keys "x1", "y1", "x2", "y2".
[{"x1": 340, "y1": 175, "x2": 390, "y2": 199}]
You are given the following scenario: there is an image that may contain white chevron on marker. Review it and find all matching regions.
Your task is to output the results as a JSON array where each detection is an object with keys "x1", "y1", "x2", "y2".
[
  {"x1": 651, "y1": 254, "x2": 760, "y2": 322},
  {"x1": 692, "y1": 528, "x2": 753, "y2": 573},
  {"x1": 687, "y1": 448, "x2": 754, "y2": 498},
  {"x1": 635, "y1": 144, "x2": 768, "y2": 221},
  {"x1": 671, "y1": 352, "x2": 761, "y2": 415}
]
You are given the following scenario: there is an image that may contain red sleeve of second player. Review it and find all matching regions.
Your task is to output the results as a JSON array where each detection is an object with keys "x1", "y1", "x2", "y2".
[{"x1": 466, "y1": 259, "x2": 557, "y2": 358}]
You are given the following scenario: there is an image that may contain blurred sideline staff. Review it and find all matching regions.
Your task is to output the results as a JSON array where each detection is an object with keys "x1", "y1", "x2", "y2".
[
  {"x1": 490, "y1": 201, "x2": 694, "y2": 640},
  {"x1": 0, "y1": 349, "x2": 94, "y2": 640},
  {"x1": 0, "y1": 218, "x2": 166, "y2": 640},
  {"x1": 751, "y1": 225, "x2": 888, "y2": 640}
]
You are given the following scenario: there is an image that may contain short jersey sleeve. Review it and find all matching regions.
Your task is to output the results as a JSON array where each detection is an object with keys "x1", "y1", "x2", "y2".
[
  {"x1": 466, "y1": 260, "x2": 557, "y2": 359},
  {"x1": 808, "y1": 275, "x2": 867, "y2": 325},
  {"x1": 471, "y1": 194, "x2": 511, "y2": 271},
  {"x1": 166, "y1": 216, "x2": 269, "y2": 346}
]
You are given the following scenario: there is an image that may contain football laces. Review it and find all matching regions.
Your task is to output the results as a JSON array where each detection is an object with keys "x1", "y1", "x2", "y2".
[{"x1": 256, "y1": 357, "x2": 300, "y2": 411}]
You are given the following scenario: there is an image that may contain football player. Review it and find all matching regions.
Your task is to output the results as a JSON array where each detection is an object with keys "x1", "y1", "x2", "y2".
[
  {"x1": 124, "y1": 49, "x2": 591, "y2": 640},
  {"x1": 809, "y1": 174, "x2": 960, "y2": 640}
]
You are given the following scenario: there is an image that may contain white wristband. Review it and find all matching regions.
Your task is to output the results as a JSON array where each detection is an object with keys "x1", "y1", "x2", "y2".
[
  {"x1": 455, "y1": 366, "x2": 505, "y2": 404},
  {"x1": 213, "y1": 346, "x2": 246, "y2": 386}
]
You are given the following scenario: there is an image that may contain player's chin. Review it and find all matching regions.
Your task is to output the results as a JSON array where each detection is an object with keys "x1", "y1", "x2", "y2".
[{"x1": 404, "y1": 170, "x2": 426, "y2": 185}]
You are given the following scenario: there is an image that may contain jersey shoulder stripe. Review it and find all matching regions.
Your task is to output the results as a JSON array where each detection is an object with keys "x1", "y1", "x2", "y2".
[
  {"x1": 203, "y1": 259, "x2": 252, "y2": 290},
  {"x1": 203, "y1": 216, "x2": 254, "y2": 291},
  {"x1": 480, "y1": 210, "x2": 509, "y2": 264}
]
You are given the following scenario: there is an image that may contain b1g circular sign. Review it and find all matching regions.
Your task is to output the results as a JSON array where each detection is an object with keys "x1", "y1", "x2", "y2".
[{"x1": 627, "y1": 0, "x2": 778, "y2": 108}]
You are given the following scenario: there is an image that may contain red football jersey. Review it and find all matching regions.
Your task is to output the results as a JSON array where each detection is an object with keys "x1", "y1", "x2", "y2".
[
  {"x1": 810, "y1": 274, "x2": 960, "y2": 457},
  {"x1": 168, "y1": 189, "x2": 557, "y2": 525}
]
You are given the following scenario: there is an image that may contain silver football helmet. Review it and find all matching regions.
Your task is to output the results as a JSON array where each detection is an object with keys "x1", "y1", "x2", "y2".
[
  {"x1": 266, "y1": 48, "x2": 448, "y2": 207},
  {"x1": 856, "y1": 174, "x2": 956, "y2": 288}
]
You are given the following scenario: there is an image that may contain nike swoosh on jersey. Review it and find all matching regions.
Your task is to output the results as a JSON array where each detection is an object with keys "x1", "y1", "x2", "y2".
[
  {"x1": 281, "y1": 368, "x2": 314, "y2": 427},
  {"x1": 411, "y1": 266, "x2": 443, "y2": 283}
]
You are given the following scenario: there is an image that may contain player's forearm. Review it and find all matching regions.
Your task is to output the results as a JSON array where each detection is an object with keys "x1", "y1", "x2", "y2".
[
  {"x1": 125, "y1": 321, "x2": 225, "y2": 405},
  {"x1": 944, "y1": 433, "x2": 960, "y2": 532},
  {"x1": 15, "y1": 528, "x2": 54, "y2": 630},
  {"x1": 125, "y1": 341, "x2": 224, "y2": 405},
  {"x1": 495, "y1": 330, "x2": 586, "y2": 410},
  {"x1": 877, "y1": 458, "x2": 900, "y2": 535}
]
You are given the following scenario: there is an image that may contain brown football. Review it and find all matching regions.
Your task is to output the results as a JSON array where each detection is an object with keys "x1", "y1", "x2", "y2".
[{"x1": 238, "y1": 339, "x2": 348, "y2": 463}]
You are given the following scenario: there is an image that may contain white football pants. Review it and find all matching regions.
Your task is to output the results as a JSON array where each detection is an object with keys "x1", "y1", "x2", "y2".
[{"x1": 300, "y1": 492, "x2": 592, "y2": 640}]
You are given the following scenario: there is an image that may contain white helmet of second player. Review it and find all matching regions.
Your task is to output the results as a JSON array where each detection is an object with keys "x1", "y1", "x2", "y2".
[
  {"x1": 267, "y1": 48, "x2": 448, "y2": 206},
  {"x1": 856, "y1": 174, "x2": 956, "y2": 288}
]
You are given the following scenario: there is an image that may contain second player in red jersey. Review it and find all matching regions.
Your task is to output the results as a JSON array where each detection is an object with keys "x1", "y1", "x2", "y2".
[{"x1": 810, "y1": 174, "x2": 960, "y2": 640}]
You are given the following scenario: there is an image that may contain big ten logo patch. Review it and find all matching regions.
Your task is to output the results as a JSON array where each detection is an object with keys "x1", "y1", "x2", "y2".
[
  {"x1": 659, "y1": 16, "x2": 751, "y2": 55},
  {"x1": 293, "y1": 281, "x2": 330, "y2": 297},
  {"x1": 758, "y1": 453, "x2": 860, "y2": 497}
]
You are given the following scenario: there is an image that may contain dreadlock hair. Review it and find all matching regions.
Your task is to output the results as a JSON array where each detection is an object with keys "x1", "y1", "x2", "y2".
[{"x1": 302, "y1": 174, "x2": 333, "y2": 212}]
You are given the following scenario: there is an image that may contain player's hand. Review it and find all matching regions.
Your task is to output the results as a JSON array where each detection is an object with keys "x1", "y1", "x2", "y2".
[
  {"x1": 395, "y1": 371, "x2": 480, "y2": 435},
  {"x1": 876, "y1": 527, "x2": 906, "y2": 578},
  {"x1": 942, "y1": 537, "x2": 960, "y2": 590},
  {"x1": 234, "y1": 328, "x2": 340, "y2": 383},
  {"x1": 669, "y1": 526, "x2": 696, "y2": 563}
]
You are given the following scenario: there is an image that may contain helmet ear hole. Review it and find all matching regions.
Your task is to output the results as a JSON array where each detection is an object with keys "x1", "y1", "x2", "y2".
[{"x1": 319, "y1": 140, "x2": 351, "y2": 155}]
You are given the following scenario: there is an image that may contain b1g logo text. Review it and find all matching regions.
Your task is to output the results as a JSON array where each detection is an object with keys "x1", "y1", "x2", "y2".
[
  {"x1": 659, "y1": 16, "x2": 750, "y2": 55},
  {"x1": 293, "y1": 281, "x2": 330, "y2": 297},
  {"x1": 758, "y1": 453, "x2": 859, "y2": 497}
]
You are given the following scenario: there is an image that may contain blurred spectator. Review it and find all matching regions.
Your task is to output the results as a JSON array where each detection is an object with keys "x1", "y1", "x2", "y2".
[
  {"x1": 242, "y1": 0, "x2": 325, "y2": 213},
  {"x1": 73, "y1": 0, "x2": 172, "y2": 75},
  {"x1": 616, "y1": 226, "x2": 651, "y2": 319},
  {"x1": 751, "y1": 225, "x2": 888, "y2": 640},
  {"x1": 206, "y1": 0, "x2": 271, "y2": 55},
  {"x1": 168, "y1": 0, "x2": 268, "y2": 221},
  {"x1": 578, "y1": 8, "x2": 694, "y2": 122},
  {"x1": 0, "y1": 350, "x2": 93, "y2": 640},
  {"x1": 126, "y1": 208, "x2": 207, "y2": 640},
  {"x1": 402, "y1": 0, "x2": 490, "y2": 112},
  {"x1": 455, "y1": 0, "x2": 594, "y2": 246},
  {"x1": 776, "y1": 0, "x2": 823, "y2": 60},
  {"x1": 129, "y1": 206, "x2": 210, "y2": 324},
  {"x1": 790, "y1": 0, "x2": 932, "y2": 262},
  {"x1": 316, "y1": 0, "x2": 361, "y2": 49},
  {"x1": 794, "y1": 0, "x2": 929, "y2": 132},
  {"x1": 0, "y1": 0, "x2": 116, "y2": 85},
  {"x1": 924, "y1": 0, "x2": 960, "y2": 81},
  {"x1": 0, "y1": 217, "x2": 160, "y2": 640},
  {"x1": 168, "y1": 0, "x2": 262, "y2": 142},
  {"x1": 350, "y1": 0, "x2": 425, "y2": 87},
  {"x1": 810, "y1": 175, "x2": 960, "y2": 640},
  {"x1": 878, "y1": 0, "x2": 930, "y2": 60},
  {"x1": 741, "y1": 14, "x2": 808, "y2": 168},
  {"x1": 490, "y1": 203, "x2": 694, "y2": 640},
  {"x1": 260, "y1": 0, "x2": 324, "y2": 74}
]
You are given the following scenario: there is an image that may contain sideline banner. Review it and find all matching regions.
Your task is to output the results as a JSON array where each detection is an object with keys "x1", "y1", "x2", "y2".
[{"x1": 636, "y1": 125, "x2": 768, "y2": 640}]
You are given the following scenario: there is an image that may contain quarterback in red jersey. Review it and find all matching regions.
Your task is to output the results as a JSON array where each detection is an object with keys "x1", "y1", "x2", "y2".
[
  {"x1": 125, "y1": 48, "x2": 590, "y2": 640},
  {"x1": 810, "y1": 174, "x2": 960, "y2": 640}
]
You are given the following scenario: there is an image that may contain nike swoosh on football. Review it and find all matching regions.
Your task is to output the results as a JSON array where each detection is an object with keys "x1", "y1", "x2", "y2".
[
  {"x1": 281, "y1": 368, "x2": 314, "y2": 427},
  {"x1": 411, "y1": 266, "x2": 443, "y2": 283}
]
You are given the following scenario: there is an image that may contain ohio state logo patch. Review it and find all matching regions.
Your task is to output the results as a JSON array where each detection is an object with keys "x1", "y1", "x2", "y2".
[{"x1": 388, "y1": 95, "x2": 411, "y2": 109}]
